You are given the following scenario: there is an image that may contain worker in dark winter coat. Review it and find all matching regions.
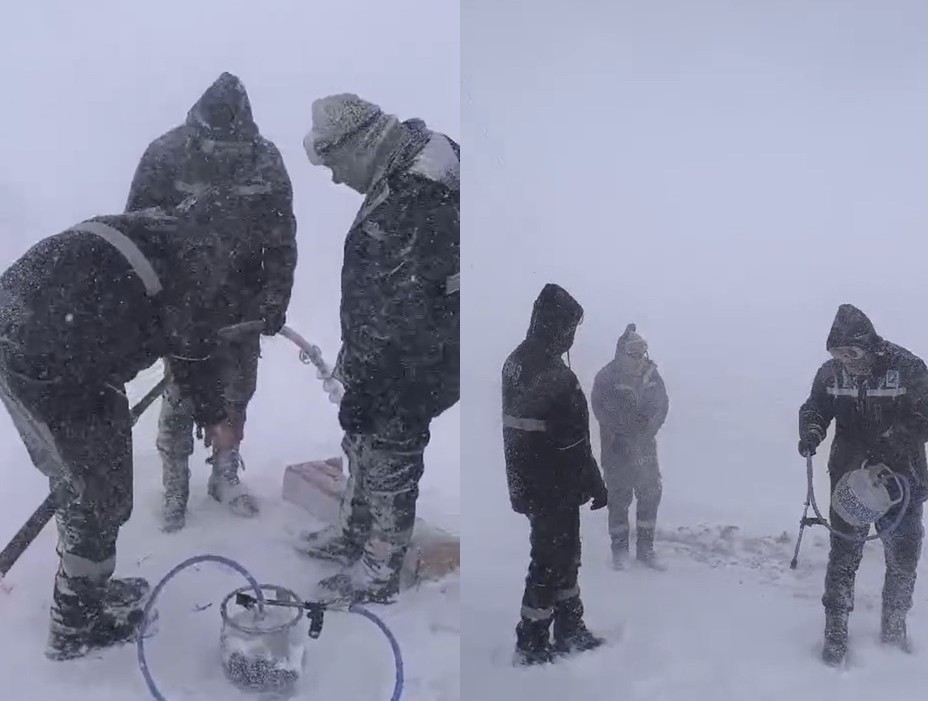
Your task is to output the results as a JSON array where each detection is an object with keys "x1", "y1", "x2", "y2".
[
  {"x1": 502, "y1": 283, "x2": 608, "y2": 666},
  {"x1": 0, "y1": 195, "x2": 246, "y2": 661},
  {"x1": 798, "y1": 304, "x2": 928, "y2": 666},
  {"x1": 125, "y1": 72, "x2": 298, "y2": 530},
  {"x1": 295, "y1": 94, "x2": 459, "y2": 605},
  {"x1": 591, "y1": 323, "x2": 669, "y2": 570}
]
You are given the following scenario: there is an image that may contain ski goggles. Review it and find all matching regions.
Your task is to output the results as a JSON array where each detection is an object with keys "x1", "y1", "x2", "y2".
[{"x1": 829, "y1": 346, "x2": 867, "y2": 363}]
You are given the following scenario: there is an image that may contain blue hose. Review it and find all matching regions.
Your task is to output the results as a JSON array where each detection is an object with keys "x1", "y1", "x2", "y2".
[
  {"x1": 349, "y1": 603, "x2": 405, "y2": 701},
  {"x1": 136, "y1": 554, "x2": 404, "y2": 701}
]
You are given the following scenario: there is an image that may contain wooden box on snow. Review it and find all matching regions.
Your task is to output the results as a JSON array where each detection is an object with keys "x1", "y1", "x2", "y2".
[{"x1": 282, "y1": 458, "x2": 460, "y2": 589}]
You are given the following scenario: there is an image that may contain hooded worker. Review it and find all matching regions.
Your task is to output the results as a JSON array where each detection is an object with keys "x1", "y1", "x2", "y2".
[
  {"x1": 591, "y1": 323, "x2": 669, "y2": 570},
  {"x1": 798, "y1": 303, "x2": 928, "y2": 665},
  {"x1": 125, "y1": 71, "x2": 298, "y2": 530},
  {"x1": 295, "y1": 94, "x2": 459, "y2": 605},
  {"x1": 501, "y1": 283, "x2": 608, "y2": 666}
]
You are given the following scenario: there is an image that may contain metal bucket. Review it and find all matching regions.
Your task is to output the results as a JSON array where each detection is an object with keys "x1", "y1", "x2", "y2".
[
  {"x1": 219, "y1": 584, "x2": 307, "y2": 694},
  {"x1": 832, "y1": 464, "x2": 904, "y2": 528}
]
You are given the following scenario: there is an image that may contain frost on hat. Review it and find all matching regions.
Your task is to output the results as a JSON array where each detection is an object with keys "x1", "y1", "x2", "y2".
[
  {"x1": 616, "y1": 323, "x2": 648, "y2": 356},
  {"x1": 304, "y1": 93, "x2": 383, "y2": 165}
]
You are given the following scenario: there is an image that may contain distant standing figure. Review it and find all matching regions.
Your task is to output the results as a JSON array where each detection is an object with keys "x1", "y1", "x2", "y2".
[{"x1": 591, "y1": 323, "x2": 669, "y2": 570}]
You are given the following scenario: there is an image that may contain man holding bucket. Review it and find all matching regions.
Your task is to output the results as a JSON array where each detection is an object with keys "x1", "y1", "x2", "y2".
[{"x1": 798, "y1": 303, "x2": 928, "y2": 665}]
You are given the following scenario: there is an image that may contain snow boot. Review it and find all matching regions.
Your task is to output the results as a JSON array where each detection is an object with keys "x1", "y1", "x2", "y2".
[
  {"x1": 636, "y1": 529, "x2": 666, "y2": 571},
  {"x1": 513, "y1": 618, "x2": 555, "y2": 666},
  {"x1": 294, "y1": 525, "x2": 363, "y2": 566},
  {"x1": 46, "y1": 576, "x2": 149, "y2": 661},
  {"x1": 312, "y1": 556, "x2": 401, "y2": 606},
  {"x1": 821, "y1": 610, "x2": 849, "y2": 666},
  {"x1": 160, "y1": 456, "x2": 190, "y2": 533},
  {"x1": 105, "y1": 577, "x2": 151, "y2": 610},
  {"x1": 611, "y1": 540, "x2": 629, "y2": 570},
  {"x1": 552, "y1": 595, "x2": 605, "y2": 656},
  {"x1": 881, "y1": 608, "x2": 912, "y2": 652},
  {"x1": 207, "y1": 447, "x2": 258, "y2": 517}
]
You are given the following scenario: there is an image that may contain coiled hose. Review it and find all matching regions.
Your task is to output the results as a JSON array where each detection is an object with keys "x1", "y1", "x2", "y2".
[{"x1": 136, "y1": 554, "x2": 404, "y2": 701}]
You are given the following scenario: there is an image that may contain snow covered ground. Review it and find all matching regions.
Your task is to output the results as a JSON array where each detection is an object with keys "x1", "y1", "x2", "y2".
[
  {"x1": 464, "y1": 416, "x2": 928, "y2": 701},
  {"x1": 0, "y1": 2, "x2": 459, "y2": 699},
  {"x1": 462, "y1": 1, "x2": 928, "y2": 699}
]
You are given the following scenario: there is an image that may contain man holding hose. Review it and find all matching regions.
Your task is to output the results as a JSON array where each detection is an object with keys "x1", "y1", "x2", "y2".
[
  {"x1": 798, "y1": 303, "x2": 928, "y2": 665},
  {"x1": 125, "y1": 71, "x2": 298, "y2": 530}
]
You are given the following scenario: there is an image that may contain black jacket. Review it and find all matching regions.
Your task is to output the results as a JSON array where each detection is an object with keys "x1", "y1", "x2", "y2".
[
  {"x1": 125, "y1": 72, "x2": 297, "y2": 323},
  {"x1": 502, "y1": 283, "x2": 606, "y2": 514},
  {"x1": 0, "y1": 210, "x2": 229, "y2": 428},
  {"x1": 336, "y1": 122, "x2": 460, "y2": 432},
  {"x1": 799, "y1": 304, "x2": 928, "y2": 487}
]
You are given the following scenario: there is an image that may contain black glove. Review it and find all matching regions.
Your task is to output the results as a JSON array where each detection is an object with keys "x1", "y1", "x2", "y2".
[
  {"x1": 337, "y1": 388, "x2": 374, "y2": 433},
  {"x1": 798, "y1": 433, "x2": 821, "y2": 458},
  {"x1": 590, "y1": 482, "x2": 608, "y2": 510},
  {"x1": 259, "y1": 305, "x2": 286, "y2": 336}
]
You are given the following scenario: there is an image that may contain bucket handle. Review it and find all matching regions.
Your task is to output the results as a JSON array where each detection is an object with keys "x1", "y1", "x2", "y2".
[{"x1": 867, "y1": 463, "x2": 905, "y2": 507}]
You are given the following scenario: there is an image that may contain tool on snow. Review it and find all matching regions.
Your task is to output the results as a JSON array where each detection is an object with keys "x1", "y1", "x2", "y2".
[
  {"x1": 137, "y1": 554, "x2": 404, "y2": 700},
  {"x1": 0, "y1": 376, "x2": 169, "y2": 586},
  {"x1": 789, "y1": 454, "x2": 911, "y2": 569}
]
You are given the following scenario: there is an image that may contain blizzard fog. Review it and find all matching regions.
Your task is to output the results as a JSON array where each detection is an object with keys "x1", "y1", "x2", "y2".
[
  {"x1": 462, "y1": 1, "x2": 928, "y2": 697},
  {"x1": 0, "y1": 2, "x2": 459, "y2": 697},
  {"x1": 462, "y1": 0, "x2": 928, "y2": 530}
]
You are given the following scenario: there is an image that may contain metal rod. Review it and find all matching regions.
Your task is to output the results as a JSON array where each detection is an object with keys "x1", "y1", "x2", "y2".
[{"x1": 0, "y1": 376, "x2": 167, "y2": 579}]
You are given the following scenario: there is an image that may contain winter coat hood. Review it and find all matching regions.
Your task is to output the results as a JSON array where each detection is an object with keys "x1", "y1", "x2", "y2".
[
  {"x1": 186, "y1": 72, "x2": 258, "y2": 141},
  {"x1": 826, "y1": 304, "x2": 882, "y2": 352},
  {"x1": 526, "y1": 283, "x2": 584, "y2": 356}
]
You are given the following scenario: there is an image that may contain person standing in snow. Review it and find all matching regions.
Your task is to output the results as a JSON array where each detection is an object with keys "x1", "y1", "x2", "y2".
[
  {"x1": 125, "y1": 71, "x2": 298, "y2": 530},
  {"x1": 798, "y1": 304, "x2": 928, "y2": 666},
  {"x1": 502, "y1": 283, "x2": 608, "y2": 666},
  {"x1": 0, "y1": 191, "x2": 248, "y2": 660},
  {"x1": 295, "y1": 94, "x2": 459, "y2": 604},
  {"x1": 591, "y1": 323, "x2": 669, "y2": 570}
]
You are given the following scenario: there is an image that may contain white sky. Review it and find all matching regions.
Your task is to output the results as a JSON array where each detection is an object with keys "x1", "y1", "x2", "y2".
[{"x1": 462, "y1": 0, "x2": 928, "y2": 527}]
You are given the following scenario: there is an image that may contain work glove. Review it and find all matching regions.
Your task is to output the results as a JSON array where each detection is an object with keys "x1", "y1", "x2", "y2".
[
  {"x1": 590, "y1": 482, "x2": 608, "y2": 511},
  {"x1": 337, "y1": 388, "x2": 375, "y2": 433},
  {"x1": 259, "y1": 304, "x2": 286, "y2": 336},
  {"x1": 798, "y1": 432, "x2": 821, "y2": 458}
]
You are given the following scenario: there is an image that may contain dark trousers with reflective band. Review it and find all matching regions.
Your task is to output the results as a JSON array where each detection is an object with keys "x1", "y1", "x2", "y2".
[
  {"x1": 603, "y1": 445, "x2": 662, "y2": 551},
  {"x1": 823, "y1": 471, "x2": 924, "y2": 616},
  {"x1": 157, "y1": 333, "x2": 260, "y2": 467},
  {"x1": 338, "y1": 417, "x2": 430, "y2": 583},
  {"x1": 0, "y1": 376, "x2": 132, "y2": 632},
  {"x1": 521, "y1": 506, "x2": 583, "y2": 629}
]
